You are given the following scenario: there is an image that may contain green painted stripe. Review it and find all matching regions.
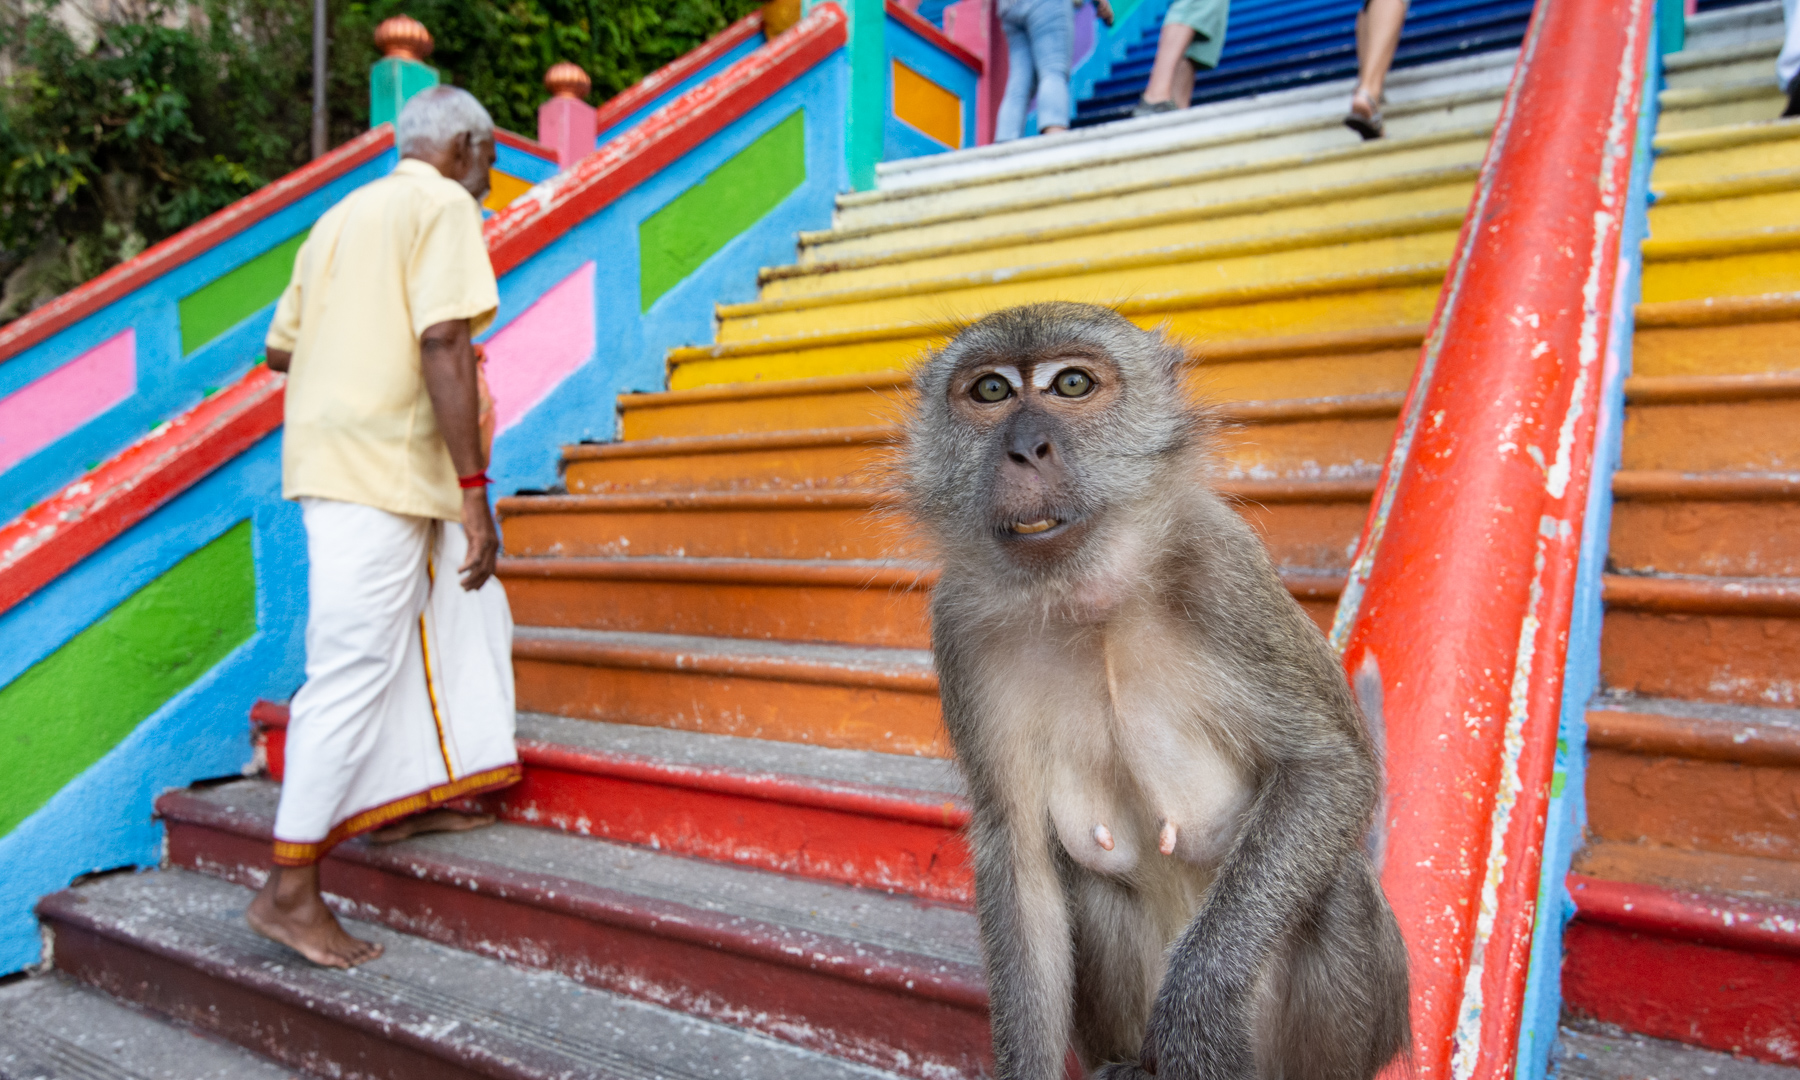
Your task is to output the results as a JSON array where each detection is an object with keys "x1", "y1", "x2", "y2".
[
  {"x1": 639, "y1": 110, "x2": 807, "y2": 311},
  {"x1": 0, "y1": 521, "x2": 257, "y2": 837},
  {"x1": 178, "y1": 229, "x2": 310, "y2": 355}
]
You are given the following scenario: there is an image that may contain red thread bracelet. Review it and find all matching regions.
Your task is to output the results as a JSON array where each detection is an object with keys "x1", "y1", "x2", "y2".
[{"x1": 458, "y1": 471, "x2": 490, "y2": 489}]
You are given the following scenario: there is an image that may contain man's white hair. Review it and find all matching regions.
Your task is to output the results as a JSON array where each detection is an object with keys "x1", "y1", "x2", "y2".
[{"x1": 397, "y1": 86, "x2": 495, "y2": 156}]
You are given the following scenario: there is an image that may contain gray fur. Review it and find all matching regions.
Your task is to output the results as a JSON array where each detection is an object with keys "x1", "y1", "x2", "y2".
[{"x1": 901, "y1": 303, "x2": 1410, "y2": 1080}]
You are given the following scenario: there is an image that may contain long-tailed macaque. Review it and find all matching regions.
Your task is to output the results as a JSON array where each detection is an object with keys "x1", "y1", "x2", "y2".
[{"x1": 901, "y1": 303, "x2": 1409, "y2": 1080}]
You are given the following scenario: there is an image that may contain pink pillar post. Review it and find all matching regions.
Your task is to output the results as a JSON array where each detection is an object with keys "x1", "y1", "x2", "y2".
[{"x1": 538, "y1": 62, "x2": 598, "y2": 169}]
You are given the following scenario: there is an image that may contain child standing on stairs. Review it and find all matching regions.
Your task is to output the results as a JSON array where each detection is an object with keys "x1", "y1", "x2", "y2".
[{"x1": 997, "y1": 0, "x2": 1115, "y2": 140}]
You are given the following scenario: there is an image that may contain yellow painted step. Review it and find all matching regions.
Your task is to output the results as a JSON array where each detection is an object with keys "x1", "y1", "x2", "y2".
[
  {"x1": 764, "y1": 173, "x2": 1476, "y2": 301},
  {"x1": 1650, "y1": 120, "x2": 1800, "y2": 187},
  {"x1": 1647, "y1": 172, "x2": 1800, "y2": 242},
  {"x1": 1640, "y1": 230, "x2": 1800, "y2": 303},
  {"x1": 716, "y1": 227, "x2": 1459, "y2": 341},
  {"x1": 1657, "y1": 82, "x2": 1789, "y2": 133},
  {"x1": 805, "y1": 130, "x2": 1491, "y2": 266},
  {"x1": 672, "y1": 273, "x2": 1444, "y2": 388}
]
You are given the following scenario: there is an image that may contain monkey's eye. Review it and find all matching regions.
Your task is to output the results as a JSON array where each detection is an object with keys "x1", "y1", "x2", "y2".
[
  {"x1": 971, "y1": 374, "x2": 1012, "y2": 403},
  {"x1": 1052, "y1": 369, "x2": 1094, "y2": 397}
]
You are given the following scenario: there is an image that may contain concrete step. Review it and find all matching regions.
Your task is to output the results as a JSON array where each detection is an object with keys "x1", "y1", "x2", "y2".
[
  {"x1": 250, "y1": 706, "x2": 972, "y2": 903},
  {"x1": 714, "y1": 223, "x2": 1461, "y2": 342},
  {"x1": 499, "y1": 557, "x2": 935, "y2": 648},
  {"x1": 1634, "y1": 295, "x2": 1800, "y2": 381},
  {"x1": 1600, "y1": 572, "x2": 1800, "y2": 708},
  {"x1": 1658, "y1": 80, "x2": 1790, "y2": 133},
  {"x1": 1608, "y1": 472, "x2": 1799, "y2": 577},
  {"x1": 1583, "y1": 695, "x2": 1800, "y2": 883},
  {"x1": 1561, "y1": 874, "x2": 1800, "y2": 1067},
  {"x1": 40, "y1": 869, "x2": 924, "y2": 1080},
  {"x1": 1557, "y1": 1018, "x2": 1800, "y2": 1080},
  {"x1": 1646, "y1": 170, "x2": 1800, "y2": 245},
  {"x1": 1642, "y1": 227, "x2": 1800, "y2": 306},
  {"x1": 0, "y1": 971, "x2": 299, "y2": 1079},
  {"x1": 509, "y1": 628, "x2": 945, "y2": 755},
  {"x1": 1664, "y1": 37, "x2": 1787, "y2": 91},
  {"x1": 497, "y1": 481, "x2": 1378, "y2": 576},
  {"x1": 861, "y1": 46, "x2": 1516, "y2": 206},
  {"x1": 156, "y1": 783, "x2": 985, "y2": 1078}
]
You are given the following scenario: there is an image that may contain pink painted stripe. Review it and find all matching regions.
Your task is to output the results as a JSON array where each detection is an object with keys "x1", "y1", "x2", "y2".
[
  {"x1": 0, "y1": 329, "x2": 136, "y2": 474},
  {"x1": 482, "y1": 262, "x2": 596, "y2": 433}
]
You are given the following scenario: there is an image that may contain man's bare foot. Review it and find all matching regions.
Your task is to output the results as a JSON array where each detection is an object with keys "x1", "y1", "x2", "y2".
[
  {"x1": 366, "y1": 808, "x2": 495, "y2": 844},
  {"x1": 246, "y1": 864, "x2": 383, "y2": 969}
]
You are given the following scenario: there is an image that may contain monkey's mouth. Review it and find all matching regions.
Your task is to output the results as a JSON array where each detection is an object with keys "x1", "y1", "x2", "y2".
[{"x1": 1010, "y1": 518, "x2": 1061, "y2": 535}]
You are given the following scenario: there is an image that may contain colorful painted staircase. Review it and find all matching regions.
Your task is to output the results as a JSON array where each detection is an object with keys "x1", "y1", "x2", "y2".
[
  {"x1": 13, "y1": 6, "x2": 1800, "y2": 1080},
  {"x1": 1557, "y1": 1, "x2": 1800, "y2": 1065}
]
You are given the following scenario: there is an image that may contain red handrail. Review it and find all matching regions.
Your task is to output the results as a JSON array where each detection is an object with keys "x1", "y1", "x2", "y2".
[{"x1": 1329, "y1": 0, "x2": 1656, "y2": 1076}]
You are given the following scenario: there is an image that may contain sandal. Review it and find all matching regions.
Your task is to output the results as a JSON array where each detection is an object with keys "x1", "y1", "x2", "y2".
[
  {"x1": 1344, "y1": 88, "x2": 1384, "y2": 140},
  {"x1": 1130, "y1": 99, "x2": 1181, "y2": 119}
]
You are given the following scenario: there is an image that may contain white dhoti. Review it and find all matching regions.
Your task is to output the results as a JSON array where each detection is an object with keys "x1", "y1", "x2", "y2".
[{"x1": 272, "y1": 497, "x2": 518, "y2": 866}]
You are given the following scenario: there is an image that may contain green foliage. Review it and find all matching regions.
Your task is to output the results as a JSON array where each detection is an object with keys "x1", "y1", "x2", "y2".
[{"x1": 0, "y1": 0, "x2": 763, "y2": 322}]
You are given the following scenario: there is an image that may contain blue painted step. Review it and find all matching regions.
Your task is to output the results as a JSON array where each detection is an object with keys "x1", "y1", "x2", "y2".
[{"x1": 1072, "y1": 0, "x2": 1532, "y2": 127}]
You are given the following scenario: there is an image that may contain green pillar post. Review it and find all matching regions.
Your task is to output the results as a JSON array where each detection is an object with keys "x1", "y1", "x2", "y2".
[
  {"x1": 807, "y1": 0, "x2": 886, "y2": 191},
  {"x1": 1656, "y1": 0, "x2": 1685, "y2": 56},
  {"x1": 369, "y1": 15, "x2": 440, "y2": 130}
]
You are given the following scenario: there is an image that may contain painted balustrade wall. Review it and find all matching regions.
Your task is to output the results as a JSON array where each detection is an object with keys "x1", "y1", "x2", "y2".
[{"x1": 0, "y1": 3, "x2": 861, "y2": 976}]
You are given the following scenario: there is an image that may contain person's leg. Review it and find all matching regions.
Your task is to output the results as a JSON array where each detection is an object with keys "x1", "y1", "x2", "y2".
[
  {"x1": 996, "y1": 7, "x2": 1038, "y2": 141},
  {"x1": 1142, "y1": 20, "x2": 1199, "y2": 105},
  {"x1": 1028, "y1": 0, "x2": 1074, "y2": 132},
  {"x1": 1356, "y1": 0, "x2": 1407, "y2": 105},
  {"x1": 250, "y1": 499, "x2": 430, "y2": 968},
  {"x1": 1173, "y1": 55, "x2": 1197, "y2": 107},
  {"x1": 1781, "y1": 0, "x2": 1800, "y2": 115}
]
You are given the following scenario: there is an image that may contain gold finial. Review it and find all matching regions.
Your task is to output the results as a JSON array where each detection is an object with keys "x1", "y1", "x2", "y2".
[
  {"x1": 544, "y1": 61, "x2": 592, "y2": 101},
  {"x1": 374, "y1": 14, "x2": 434, "y2": 62}
]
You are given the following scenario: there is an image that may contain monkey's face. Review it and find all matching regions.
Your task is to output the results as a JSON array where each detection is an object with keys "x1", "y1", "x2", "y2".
[
  {"x1": 904, "y1": 303, "x2": 1201, "y2": 582},
  {"x1": 944, "y1": 350, "x2": 1121, "y2": 567}
]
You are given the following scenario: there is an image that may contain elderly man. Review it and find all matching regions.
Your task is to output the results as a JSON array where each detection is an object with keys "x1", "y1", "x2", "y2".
[{"x1": 248, "y1": 86, "x2": 519, "y2": 968}]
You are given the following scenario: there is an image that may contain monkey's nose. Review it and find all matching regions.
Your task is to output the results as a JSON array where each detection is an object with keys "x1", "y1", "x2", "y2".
[{"x1": 1005, "y1": 429, "x2": 1054, "y2": 465}]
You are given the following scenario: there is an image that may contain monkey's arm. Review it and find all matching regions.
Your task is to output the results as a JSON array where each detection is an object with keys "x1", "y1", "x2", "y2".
[
  {"x1": 935, "y1": 630, "x2": 1076, "y2": 1080},
  {"x1": 966, "y1": 804, "x2": 1077, "y2": 1080},
  {"x1": 1147, "y1": 748, "x2": 1368, "y2": 1075}
]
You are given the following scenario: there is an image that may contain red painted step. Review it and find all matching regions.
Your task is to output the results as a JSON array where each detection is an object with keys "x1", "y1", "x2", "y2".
[
  {"x1": 1563, "y1": 874, "x2": 1800, "y2": 1066},
  {"x1": 155, "y1": 781, "x2": 989, "y2": 1079},
  {"x1": 251, "y1": 702, "x2": 974, "y2": 904}
]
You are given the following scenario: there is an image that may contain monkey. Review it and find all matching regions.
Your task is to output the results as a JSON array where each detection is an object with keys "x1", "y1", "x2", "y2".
[{"x1": 899, "y1": 303, "x2": 1410, "y2": 1080}]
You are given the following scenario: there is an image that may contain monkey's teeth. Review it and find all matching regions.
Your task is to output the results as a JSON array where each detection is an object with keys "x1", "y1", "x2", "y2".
[
  {"x1": 1011, "y1": 519, "x2": 1058, "y2": 534},
  {"x1": 1094, "y1": 825, "x2": 1114, "y2": 851},
  {"x1": 1159, "y1": 822, "x2": 1178, "y2": 855}
]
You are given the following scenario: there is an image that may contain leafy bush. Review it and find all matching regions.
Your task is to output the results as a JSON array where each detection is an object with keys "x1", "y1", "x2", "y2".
[{"x1": 0, "y1": 0, "x2": 762, "y2": 322}]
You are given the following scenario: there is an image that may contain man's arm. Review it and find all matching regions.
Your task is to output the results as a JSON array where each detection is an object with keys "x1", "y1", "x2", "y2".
[
  {"x1": 265, "y1": 349, "x2": 292, "y2": 373},
  {"x1": 419, "y1": 318, "x2": 499, "y2": 590}
]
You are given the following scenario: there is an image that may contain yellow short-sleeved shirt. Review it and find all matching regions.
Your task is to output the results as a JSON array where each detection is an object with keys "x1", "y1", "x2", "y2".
[{"x1": 266, "y1": 158, "x2": 499, "y2": 521}]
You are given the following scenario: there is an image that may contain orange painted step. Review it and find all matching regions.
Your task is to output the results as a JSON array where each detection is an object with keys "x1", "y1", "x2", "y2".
[
  {"x1": 572, "y1": 407, "x2": 1400, "y2": 494},
  {"x1": 1609, "y1": 482, "x2": 1800, "y2": 576},
  {"x1": 1584, "y1": 700, "x2": 1800, "y2": 870},
  {"x1": 501, "y1": 557, "x2": 934, "y2": 648},
  {"x1": 563, "y1": 428, "x2": 897, "y2": 494},
  {"x1": 500, "y1": 557, "x2": 1347, "y2": 647},
  {"x1": 512, "y1": 629, "x2": 945, "y2": 756},
  {"x1": 498, "y1": 481, "x2": 1377, "y2": 569},
  {"x1": 1599, "y1": 574, "x2": 1800, "y2": 708},
  {"x1": 1633, "y1": 297, "x2": 1800, "y2": 378},
  {"x1": 642, "y1": 326, "x2": 1426, "y2": 439},
  {"x1": 1621, "y1": 373, "x2": 1800, "y2": 472}
]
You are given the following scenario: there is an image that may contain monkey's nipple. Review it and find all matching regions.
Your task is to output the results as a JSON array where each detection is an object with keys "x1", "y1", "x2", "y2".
[
  {"x1": 1158, "y1": 821, "x2": 1178, "y2": 856},
  {"x1": 1093, "y1": 825, "x2": 1115, "y2": 851}
]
